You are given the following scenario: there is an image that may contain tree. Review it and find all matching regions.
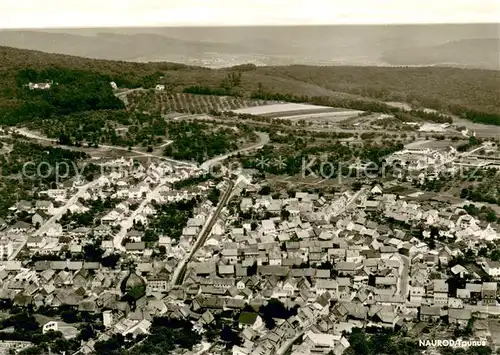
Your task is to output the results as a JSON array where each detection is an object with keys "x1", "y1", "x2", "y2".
[
  {"x1": 247, "y1": 261, "x2": 257, "y2": 276},
  {"x1": 220, "y1": 325, "x2": 242, "y2": 347},
  {"x1": 207, "y1": 187, "x2": 220, "y2": 205},
  {"x1": 486, "y1": 211, "x2": 497, "y2": 222},
  {"x1": 427, "y1": 238, "x2": 436, "y2": 250},
  {"x1": 280, "y1": 208, "x2": 290, "y2": 221},
  {"x1": 83, "y1": 243, "x2": 104, "y2": 262},
  {"x1": 101, "y1": 254, "x2": 120, "y2": 268},
  {"x1": 346, "y1": 328, "x2": 371, "y2": 355},
  {"x1": 259, "y1": 299, "x2": 297, "y2": 330},
  {"x1": 61, "y1": 309, "x2": 81, "y2": 323},
  {"x1": 352, "y1": 181, "x2": 363, "y2": 191},
  {"x1": 78, "y1": 324, "x2": 95, "y2": 341},
  {"x1": 259, "y1": 185, "x2": 272, "y2": 195},
  {"x1": 490, "y1": 249, "x2": 500, "y2": 261}
]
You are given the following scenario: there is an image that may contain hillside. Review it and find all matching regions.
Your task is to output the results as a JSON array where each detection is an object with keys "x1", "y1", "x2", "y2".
[
  {"x1": 0, "y1": 31, "x2": 254, "y2": 61},
  {"x1": 256, "y1": 65, "x2": 500, "y2": 115},
  {"x1": 381, "y1": 38, "x2": 500, "y2": 70},
  {"x1": 0, "y1": 25, "x2": 498, "y2": 68},
  {"x1": 0, "y1": 46, "x2": 498, "y2": 126}
]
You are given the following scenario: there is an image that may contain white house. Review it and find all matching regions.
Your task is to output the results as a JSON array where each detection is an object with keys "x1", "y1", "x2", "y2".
[
  {"x1": 43, "y1": 189, "x2": 67, "y2": 200},
  {"x1": 103, "y1": 310, "x2": 114, "y2": 328},
  {"x1": 304, "y1": 331, "x2": 349, "y2": 355},
  {"x1": 35, "y1": 201, "x2": 55, "y2": 214},
  {"x1": 101, "y1": 210, "x2": 121, "y2": 225},
  {"x1": 133, "y1": 214, "x2": 148, "y2": 227},
  {"x1": 261, "y1": 219, "x2": 275, "y2": 234},
  {"x1": 130, "y1": 183, "x2": 150, "y2": 199},
  {"x1": 42, "y1": 321, "x2": 58, "y2": 334},
  {"x1": 371, "y1": 185, "x2": 383, "y2": 195},
  {"x1": 68, "y1": 202, "x2": 89, "y2": 215},
  {"x1": 29, "y1": 82, "x2": 52, "y2": 90},
  {"x1": 27, "y1": 236, "x2": 46, "y2": 249},
  {"x1": 101, "y1": 240, "x2": 114, "y2": 251},
  {"x1": 482, "y1": 260, "x2": 500, "y2": 277},
  {"x1": 158, "y1": 236, "x2": 171, "y2": 247},
  {"x1": 44, "y1": 224, "x2": 63, "y2": 237}
]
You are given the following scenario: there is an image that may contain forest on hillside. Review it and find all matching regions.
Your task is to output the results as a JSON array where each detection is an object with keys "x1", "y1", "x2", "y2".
[
  {"x1": 0, "y1": 66, "x2": 124, "y2": 125},
  {"x1": 0, "y1": 46, "x2": 498, "y2": 126}
]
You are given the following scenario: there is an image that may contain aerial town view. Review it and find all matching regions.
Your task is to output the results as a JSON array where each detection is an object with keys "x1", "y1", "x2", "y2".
[{"x1": 0, "y1": 1, "x2": 499, "y2": 355}]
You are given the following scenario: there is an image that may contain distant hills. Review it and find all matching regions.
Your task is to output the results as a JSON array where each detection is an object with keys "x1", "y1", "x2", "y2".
[
  {"x1": 0, "y1": 31, "x2": 250, "y2": 61},
  {"x1": 381, "y1": 38, "x2": 500, "y2": 69},
  {"x1": 0, "y1": 24, "x2": 498, "y2": 69}
]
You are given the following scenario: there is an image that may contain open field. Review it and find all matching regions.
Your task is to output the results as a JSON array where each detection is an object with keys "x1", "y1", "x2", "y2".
[
  {"x1": 275, "y1": 110, "x2": 363, "y2": 122},
  {"x1": 452, "y1": 116, "x2": 500, "y2": 138},
  {"x1": 232, "y1": 103, "x2": 335, "y2": 115}
]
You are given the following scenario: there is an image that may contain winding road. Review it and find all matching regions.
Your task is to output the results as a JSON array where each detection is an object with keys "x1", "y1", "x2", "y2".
[
  {"x1": 115, "y1": 87, "x2": 147, "y2": 106},
  {"x1": 200, "y1": 131, "x2": 270, "y2": 171},
  {"x1": 12, "y1": 128, "x2": 195, "y2": 168}
]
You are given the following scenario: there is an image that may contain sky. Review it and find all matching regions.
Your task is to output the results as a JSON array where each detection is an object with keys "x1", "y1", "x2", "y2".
[{"x1": 1, "y1": 0, "x2": 499, "y2": 28}]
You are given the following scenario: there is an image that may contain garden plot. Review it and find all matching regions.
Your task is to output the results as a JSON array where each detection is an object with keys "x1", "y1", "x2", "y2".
[{"x1": 232, "y1": 103, "x2": 334, "y2": 115}]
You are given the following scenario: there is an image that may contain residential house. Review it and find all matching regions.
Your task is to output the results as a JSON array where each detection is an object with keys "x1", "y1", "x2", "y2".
[
  {"x1": 27, "y1": 236, "x2": 45, "y2": 249},
  {"x1": 448, "y1": 308, "x2": 472, "y2": 327},
  {"x1": 420, "y1": 306, "x2": 441, "y2": 322},
  {"x1": 147, "y1": 274, "x2": 170, "y2": 293},
  {"x1": 35, "y1": 201, "x2": 55, "y2": 214},
  {"x1": 481, "y1": 282, "x2": 497, "y2": 305},
  {"x1": 410, "y1": 286, "x2": 425, "y2": 304},
  {"x1": 482, "y1": 260, "x2": 500, "y2": 277},
  {"x1": 0, "y1": 237, "x2": 13, "y2": 260},
  {"x1": 433, "y1": 279, "x2": 449, "y2": 306},
  {"x1": 238, "y1": 312, "x2": 263, "y2": 331},
  {"x1": 315, "y1": 279, "x2": 338, "y2": 297},
  {"x1": 125, "y1": 242, "x2": 146, "y2": 254},
  {"x1": 8, "y1": 221, "x2": 31, "y2": 234}
]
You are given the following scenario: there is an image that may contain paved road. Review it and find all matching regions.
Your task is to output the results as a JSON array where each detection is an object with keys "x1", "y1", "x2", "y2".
[
  {"x1": 13, "y1": 128, "x2": 195, "y2": 168},
  {"x1": 171, "y1": 180, "x2": 235, "y2": 286},
  {"x1": 9, "y1": 180, "x2": 98, "y2": 260},
  {"x1": 160, "y1": 114, "x2": 271, "y2": 171},
  {"x1": 200, "y1": 132, "x2": 270, "y2": 171},
  {"x1": 113, "y1": 182, "x2": 166, "y2": 251},
  {"x1": 170, "y1": 114, "x2": 428, "y2": 138},
  {"x1": 115, "y1": 88, "x2": 147, "y2": 106}
]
